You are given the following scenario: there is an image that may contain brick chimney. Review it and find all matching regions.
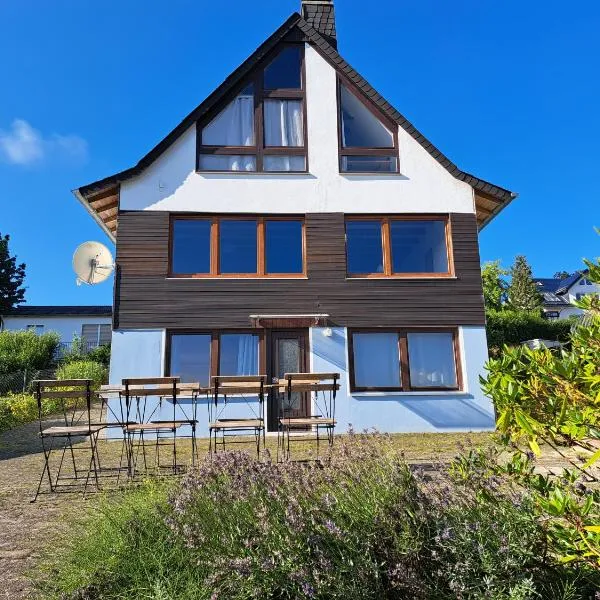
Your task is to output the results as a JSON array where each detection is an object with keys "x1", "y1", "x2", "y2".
[{"x1": 301, "y1": 0, "x2": 337, "y2": 48}]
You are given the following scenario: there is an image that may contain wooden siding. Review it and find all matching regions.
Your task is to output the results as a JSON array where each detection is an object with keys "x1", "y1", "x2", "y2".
[{"x1": 115, "y1": 211, "x2": 485, "y2": 329}]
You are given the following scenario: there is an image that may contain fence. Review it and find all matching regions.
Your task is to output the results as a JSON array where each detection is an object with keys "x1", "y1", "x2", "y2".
[
  {"x1": 55, "y1": 340, "x2": 103, "y2": 359},
  {"x1": 0, "y1": 369, "x2": 57, "y2": 396}
]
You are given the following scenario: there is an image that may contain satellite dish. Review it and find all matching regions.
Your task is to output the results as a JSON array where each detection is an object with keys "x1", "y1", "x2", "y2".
[{"x1": 73, "y1": 241, "x2": 114, "y2": 285}]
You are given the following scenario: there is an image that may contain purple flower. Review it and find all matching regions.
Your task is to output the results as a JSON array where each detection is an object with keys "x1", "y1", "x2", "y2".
[{"x1": 301, "y1": 582, "x2": 316, "y2": 598}]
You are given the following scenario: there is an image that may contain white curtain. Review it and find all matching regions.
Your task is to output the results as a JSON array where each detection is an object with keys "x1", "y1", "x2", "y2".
[
  {"x1": 264, "y1": 100, "x2": 303, "y2": 147},
  {"x1": 201, "y1": 93, "x2": 255, "y2": 171},
  {"x1": 235, "y1": 334, "x2": 258, "y2": 376},
  {"x1": 407, "y1": 333, "x2": 456, "y2": 388},
  {"x1": 353, "y1": 333, "x2": 400, "y2": 388}
]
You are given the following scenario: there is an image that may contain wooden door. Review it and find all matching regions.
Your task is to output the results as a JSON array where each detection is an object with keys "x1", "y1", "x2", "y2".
[{"x1": 268, "y1": 330, "x2": 310, "y2": 431}]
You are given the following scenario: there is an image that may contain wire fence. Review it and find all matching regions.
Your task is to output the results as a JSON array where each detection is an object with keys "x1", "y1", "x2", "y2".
[{"x1": 0, "y1": 369, "x2": 57, "y2": 396}]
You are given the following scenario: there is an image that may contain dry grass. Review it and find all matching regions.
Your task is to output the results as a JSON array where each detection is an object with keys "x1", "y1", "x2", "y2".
[{"x1": 0, "y1": 418, "x2": 496, "y2": 599}]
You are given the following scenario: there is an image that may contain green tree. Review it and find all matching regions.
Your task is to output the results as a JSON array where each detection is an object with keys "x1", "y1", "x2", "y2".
[
  {"x1": 0, "y1": 233, "x2": 26, "y2": 314},
  {"x1": 507, "y1": 255, "x2": 542, "y2": 313},
  {"x1": 481, "y1": 260, "x2": 508, "y2": 311},
  {"x1": 553, "y1": 270, "x2": 572, "y2": 280}
]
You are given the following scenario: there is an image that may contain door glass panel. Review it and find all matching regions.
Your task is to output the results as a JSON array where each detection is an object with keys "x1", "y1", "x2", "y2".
[{"x1": 278, "y1": 337, "x2": 301, "y2": 411}]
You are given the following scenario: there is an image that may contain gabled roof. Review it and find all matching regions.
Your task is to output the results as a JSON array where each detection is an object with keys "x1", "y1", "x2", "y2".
[
  {"x1": 540, "y1": 291, "x2": 571, "y2": 307},
  {"x1": 534, "y1": 278, "x2": 563, "y2": 293},
  {"x1": 75, "y1": 12, "x2": 516, "y2": 241},
  {"x1": 3, "y1": 305, "x2": 112, "y2": 317},
  {"x1": 556, "y1": 270, "x2": 588, "y2": 294}
]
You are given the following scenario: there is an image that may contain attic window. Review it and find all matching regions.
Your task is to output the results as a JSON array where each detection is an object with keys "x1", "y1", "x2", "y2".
[
  {"x1": 197, "y1": 45, "x2": 306, "y2": 173},
  {"x1": 338, "y1": 81, "x2": 398, "y2": 173}
]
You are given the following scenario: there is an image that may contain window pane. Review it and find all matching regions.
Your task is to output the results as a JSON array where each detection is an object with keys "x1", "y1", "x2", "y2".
[
  {"x1": 219, "y1": 220, "x2": 257, "y2": 274},
  {"x1": 346, "y1": 221, "x2": 384, "y2": 274},
  {"x1": 201, "y1": 85, "x2": 255, "y2": 146},
  {"x1": 198, "y1": 154, "x2": 256, "y2": 172},
  {"x1": 391, "y1": 221, "x2": 449, "y2": 274},
  {"x1": 263, "y1": 155, "x2": 306, "y2": 172},
  {"x1": 219, "y1": 334, "x2": 259, "y2": 376},
  {"x1": 352, "y1": 333, "x2": 400, "y2": 388},
  {"x1": 81, "y1": 324, "x2": 99, "y2": 346},
  {"x1": 264, "y1": 100, "x2": 303, "y2": 147},
  {"x1": 172, "y1": 219, "x2": 211, "y2": 274},
  {"x1": 266, "y1": 221, "x2": 303, "y2": 274},
  {"x1": 99, "y1": 324, "x2": 112, "y2": 345},
  {"x1": 408, "y1": 332, "x2": 457, "y2": 388},
  {"x1": 340, "y1": 85, "x2": 394, "y2": 148},
  {"x1": 170, "y1": 334, "x2": 211, "y2": 385},
  {"x1": 264, "y1": 46, "x2": 302, "y2": 89},
  {"x1": 341, "y1": 155, "x2": 397, "y2": 173}
]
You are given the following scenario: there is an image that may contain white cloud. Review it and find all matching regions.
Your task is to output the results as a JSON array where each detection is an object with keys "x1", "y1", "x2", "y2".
[{"x1": 0, "y1": 119, "x2": 88, "y2": 166}]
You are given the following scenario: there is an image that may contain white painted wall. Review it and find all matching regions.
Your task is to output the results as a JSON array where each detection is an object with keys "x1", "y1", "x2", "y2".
[
  {"x1": 119, "y1": 45, "x2": 475, "y2": 216},
  {"x1": 566, "y1": 278, "x2": 600, "y2": 305},
  {"x1": 1, "y1": 315, "x2": 112, "y2": 344},
  {"x1": 110, "y1": 326, "x2": 494, "y2": 434}
]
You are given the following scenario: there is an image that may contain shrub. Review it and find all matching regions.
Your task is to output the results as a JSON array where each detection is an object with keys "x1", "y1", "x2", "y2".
[
  {"x1": 485, "y1": 309, "x2": 572, "y2": 352},
  {"x1": 0, "y1": 393, "x2": 39, "y2": 432},
  {"x1": 55, "y1": 360, "x2": 107, "y2": 388},
  {"x1": 85, "y1": 344, "x2": 111, "y2": 367},
  {"x1": 41, "y1": 434, "x2": 599, "y2": 600},
  {"x1": 0, "y1": 329, "x2": 60, "y2": 374}
]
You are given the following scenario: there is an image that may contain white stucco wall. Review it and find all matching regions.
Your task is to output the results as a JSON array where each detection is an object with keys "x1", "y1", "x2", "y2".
[
  {"x1": 1, "y1": 315, "x2": 112, "y2": 344},
  {"x1": 119, "y1": 44, "x2": 475, "y2": 216},
  {"x1": 109, "y1": 326, "x2": 493, "y2": 434}
]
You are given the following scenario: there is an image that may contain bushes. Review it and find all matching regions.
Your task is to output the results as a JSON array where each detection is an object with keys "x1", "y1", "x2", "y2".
[
  {"x1": 59, "y1": 335, "x2": 111, "y2": 367},
  {"x1": 55, "y1": 360, "x2": 107, "y2": 388},
  {"x1": 41, "y1": 433, "x2": 599, "y2": 600},
  {"x1": 486, "y1": 309, "x2": 572, "y2": 351},
  {"x1": 0, "y1": 329, "x2": 60, "y2": 374}
]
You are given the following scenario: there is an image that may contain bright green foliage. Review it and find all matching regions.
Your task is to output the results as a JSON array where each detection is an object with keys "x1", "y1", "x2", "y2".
[
  {"x1": 41, "y1": 434, "x2": 599, "y2": 600},
  {"x1": 85, "y1": 344, "x2": 111, "y2": 367},
  {"x1": 59, "y1": 334, "x2": 111, "y2": 367},
  {"x1": 0, "y1": 232, "x2": 26, "y2": 313},
  {"x1": 55, "y1": 361, "x2": 107, "y2": 388},
  {"x1": 482, "y1": 247, "x2": 600, "y2": 568},
  {"x1": 0, "y1": 329, "x2": 60, "y2": 374},
  {"x1": 0, "y1": 393, "x2": 37, "y2": 432},
  {"x1": 507, "y1": 255, "x2": 543, "y2": 313},
  {"x1": 482, "y1": 260, "x2": 508, "y2": 311}
]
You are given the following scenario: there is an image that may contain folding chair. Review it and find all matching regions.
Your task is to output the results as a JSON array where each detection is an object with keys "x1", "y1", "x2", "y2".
[
  {"x1": 209, "y1": 375, "x2": 266, "y2": 458},
  {"x1": 31, "y1": 379, "x2": 104, "y2": 502},
  {"x1": 277, "y1": 372, "x2": 340, "y2": 462},
  {"x1": 122, "y1": 377, "x2": 199, "y2": 477}
]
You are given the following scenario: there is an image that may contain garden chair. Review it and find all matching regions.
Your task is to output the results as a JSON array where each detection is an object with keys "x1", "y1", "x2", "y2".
[
  {"x1": 277, "y1": 372, "x2": 340, "y2": 462},
  {"x1": 31, "y1": 379, "x2": 104, "y2": 502},
  {"x1": 209, "y1": 375, "x2": 266, "y2": 458}
]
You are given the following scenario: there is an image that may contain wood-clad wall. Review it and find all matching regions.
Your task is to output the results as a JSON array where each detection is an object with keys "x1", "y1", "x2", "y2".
[{"x1": 114, "y1": 212, "x2": 485, "y2": 329}]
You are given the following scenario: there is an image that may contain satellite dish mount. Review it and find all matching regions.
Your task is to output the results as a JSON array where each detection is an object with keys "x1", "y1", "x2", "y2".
[{"x1": 72, "y1": 241, "x2": 115, "y2": 286}]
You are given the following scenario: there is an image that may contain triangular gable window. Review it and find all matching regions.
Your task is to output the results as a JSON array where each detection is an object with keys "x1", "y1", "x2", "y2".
[
  {"x1": 338, "y1": 82, "x2": 398, "y2": 173},
  {"x1": 198, "y1": 45, "x2": 306, "y2": 173}
]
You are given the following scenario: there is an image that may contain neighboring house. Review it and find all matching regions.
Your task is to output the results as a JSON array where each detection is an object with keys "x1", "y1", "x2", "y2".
[
  {"x1": 534, "y1": 271, "x2": 599, "y2": 320},
  {"x1": 1, "y1": 306, "x2": 112, "y2": 352},
  {"x1": 73, "y1": 0, "x2": 516, "y2": 434}
]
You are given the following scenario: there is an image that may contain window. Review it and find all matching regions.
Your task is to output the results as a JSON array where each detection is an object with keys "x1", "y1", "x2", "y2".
[
  {"x1": 81, "y1": 324, "x2": 111, "y2": 348},
  {"x1": 338, "y1": 82, "x2": 398, "y2": 173},
  {"x1": 349, "y1": 329, "x2": 460, "y2": 392},
  {"x1": 170, "y1": 216, "x2": 305, "y2": 277},
  {"x1": 168, "y1": 331, "x2": 261, "y2": 384},
  {"x1": 26, "y1": 324, "x2": 44, "y2": 335},
  {"x1": 345, "y1": 217, "x2": 451, "y2": 277},
  {"x1": 198, "y1": 45, "x2": 306, "y2": 173}
]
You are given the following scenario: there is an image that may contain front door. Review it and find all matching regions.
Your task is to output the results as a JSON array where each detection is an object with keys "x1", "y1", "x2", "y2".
[{"x1": 268, "y1": 330, "x2": 310, "y2": 431}]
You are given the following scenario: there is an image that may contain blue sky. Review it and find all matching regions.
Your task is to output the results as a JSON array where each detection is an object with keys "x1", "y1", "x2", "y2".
[{"x1": 1, "y1": 0, "x2": 598, "y2": 306}]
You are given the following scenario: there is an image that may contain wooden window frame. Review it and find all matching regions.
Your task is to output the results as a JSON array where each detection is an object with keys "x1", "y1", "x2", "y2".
[
  {"x1": 168, "y1": 214, "x2": 307, "y2": 278},
  {"x1": 345, "y1": 214, "x2": 454, "y2": 278},
  {"x1": 165, "y1": 329, "x2": 267, "y2": 382},
  {"x1": 196, "y1": 43, "x2": 308, "y2": 174},
  {"x1": 348, "y1": 327, "x2": 462, "y2": 393},
  {"x1": 336, "y1": 76, "x2": 400, "y2": 174}
]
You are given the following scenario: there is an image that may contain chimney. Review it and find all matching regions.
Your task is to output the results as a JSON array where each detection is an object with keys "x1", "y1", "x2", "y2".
[{"x1": 301, "y1": 0, "x2": 337, "y2": 48}]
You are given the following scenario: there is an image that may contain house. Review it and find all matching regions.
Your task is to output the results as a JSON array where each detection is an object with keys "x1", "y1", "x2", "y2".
[
  {"x1": 535, "y1": 271, "x2": 599, "y2": 320},
  {"x1": 1, "y1": 306, "x2": 112, "y2": 352},
  {"x1": 73, "y1": 0, "x2": 516, "y2": 434}
]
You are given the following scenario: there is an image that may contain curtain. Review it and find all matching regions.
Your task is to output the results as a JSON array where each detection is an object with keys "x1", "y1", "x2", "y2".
[
  {"x1": 264, "y1": 100, "x2": 303, "y2": 147},
  {"x1": 407, "y1": 333, "x2": 456, "y2": 388},
  {"x1": 201, "y1": 93, "x2": 255, "y2": 171},
  {"x1": 235, "y1": 334, "x2": 258, "y2": 376},
  {"x1": 353, "y1": 333, "x2": 400, "y2": 388},
  {"x1": 263, "y1": 155, "x2": 305, "y2": 172}
]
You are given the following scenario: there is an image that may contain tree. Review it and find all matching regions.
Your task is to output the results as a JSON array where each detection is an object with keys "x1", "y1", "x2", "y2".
[
  {"x1": 506, "y1": 255, "x2": 542, "y2": 313},
  {"x1": 481, "y1": 260, "x2": 508, "y2": 311},
  {"x1": 553, "y1": 270, "x2": 572, "y2": 280},
  {"x1": 0, "y1": 233, "x2": 26, "y2": 314}
]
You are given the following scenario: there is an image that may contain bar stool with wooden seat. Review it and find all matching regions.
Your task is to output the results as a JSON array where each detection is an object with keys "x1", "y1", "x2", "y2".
[
  {"x1": 122, "y1": 377, "x2": 199, "y2": 477},
  {"x1": 31, "y1": 379, "x2": 105, "y2": 502},
  {"x1": 277, "y1": 372, "x2": 340, "y2": 462},
  {"x1": 209, "y1": 375, "x2": 266, "y2": 458}
]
